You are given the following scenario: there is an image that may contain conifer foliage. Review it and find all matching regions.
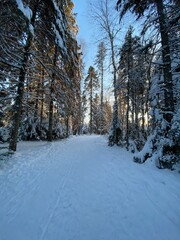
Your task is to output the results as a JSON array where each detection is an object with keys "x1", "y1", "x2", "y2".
[
  {"x1": 116, "y1": 0, "x2": 180, "y2": 168},
  {"x1": 0, "y1": 0, "x2": 82, "y2": 150}
]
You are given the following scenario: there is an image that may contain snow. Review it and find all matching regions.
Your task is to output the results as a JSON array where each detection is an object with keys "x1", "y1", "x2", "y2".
[
  {"x1": 29, "y1": 24, "x2": 34, "y2": 36},
  {"x1": 51, "y1": 0, "x2": 68, "y2": 54},
  {"x1": 52, "y1": 0, "x2": 63, "y2": 21},
  {"x1": 0, "y1": 135, "x2": 180, "y2": 240},
  {"x1": 52, "y1": 24, "x2": 66, "y2": 52},
  {"x1": 15, "y1": 0, "x2": 34, "y2": 36},
  {"x1": 133, "y1": 133, "x2": 155, "y2": 163},
  {"x1": 16, "y1": 0, "x2": 32, "y2": 21}
]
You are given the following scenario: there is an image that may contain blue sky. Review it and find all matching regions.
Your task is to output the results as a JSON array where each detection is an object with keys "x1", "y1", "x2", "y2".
[
  {"x1": 73, "y1": 0, "x2": 144, "y2": 87},
  {"x1": 73, "y1": 0, "x2": 97, "y2": 70}
]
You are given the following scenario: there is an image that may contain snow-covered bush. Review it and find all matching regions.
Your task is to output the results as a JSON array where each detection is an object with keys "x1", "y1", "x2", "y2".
[
  {"x1": 20, "y1": 114, "x2": 69, "y2": 141},
  {"x1": 20, "y1": 115, "x2": 45, "y2": 140},
  {"x1": 134, "y1": 115, "x2": 180, "y2": 169},
  {"x1": 133, "y1": 133, "x2": 155, "y2": 163},
  {"x1": 81, "y1": 124, "x2": 89, "y2": 134},
  {"x1": 52, "y1": 122, "x2": 66, "y2": 139},
  {"x1": 108, "y1": 122, "x2": 122, "y2": 146}
]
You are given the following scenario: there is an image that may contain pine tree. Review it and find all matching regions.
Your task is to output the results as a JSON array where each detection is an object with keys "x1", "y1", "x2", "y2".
[
  {"x1": 95, "y1": 42, "x2": 106, "y2": 134},
  {"x1": 92, "y1": 94, "x2": 101, "y2": 134},
  {"x1": 84, "y1": 66, "x2": 99, "y2": 134}
]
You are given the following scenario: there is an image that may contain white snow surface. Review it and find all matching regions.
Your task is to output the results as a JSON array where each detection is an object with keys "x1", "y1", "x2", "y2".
[
  {"x1": 16, "y1": 0, "x2": 32, "y2": 21},
  {"x1": 0, "y1": 135, "x2": 180, "y2": 240}
]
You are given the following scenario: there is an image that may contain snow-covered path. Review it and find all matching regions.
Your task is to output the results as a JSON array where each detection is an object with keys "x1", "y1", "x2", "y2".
[{"x1": 0, "y1": 135, "x2": 180, "y2": 240}]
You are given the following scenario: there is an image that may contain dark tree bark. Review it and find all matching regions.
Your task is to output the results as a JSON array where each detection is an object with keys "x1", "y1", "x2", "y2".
[
  {"x1": 126, "y1": 61, "x2": 130, "y2": 149},
  {"x1": 110, "y1": 33, "x2": 121, "y2": 145},
  {"x1": 96, "y1": 42, "x2": 106, "y2": 135},
  {"x1": 100, "y1": 60, "x2": 104, "y2": 134},
  {"x1": 40, "y1": 68, "x2": 45, "y2": 126},
  {"x1": 48, "y1": 46, "x2": 57, "y2": 142},
  {"x1": 89, "y1": 77, "x2": 93, "y2": 134},
  {"x1": 156, "y1": 0, "x2": 174, "y2": 125},
  {"x1": 66, "y1": 115, "x2": 69, "y2": 137},
  {"x1": 35, "y1": 77, "x2": 41, "y2": 118}
]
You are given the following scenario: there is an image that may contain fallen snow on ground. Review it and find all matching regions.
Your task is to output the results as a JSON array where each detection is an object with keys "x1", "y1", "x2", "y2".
[{"x1": 0, "y1": 135, "x2": 180, "y2": 240}]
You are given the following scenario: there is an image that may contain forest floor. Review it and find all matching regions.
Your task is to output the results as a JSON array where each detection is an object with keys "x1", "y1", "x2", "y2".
[{"x1": 0, "y1": 135, "x2": 180, "y2": 240}]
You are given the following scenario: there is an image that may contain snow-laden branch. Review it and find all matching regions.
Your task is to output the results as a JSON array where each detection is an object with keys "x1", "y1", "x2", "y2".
[
  {"x1": 15, "y1": 0, "x2": 32, "y2": 21},
  {"x1": 15, "y1": 0, "x2": 34, "y2": 35}
]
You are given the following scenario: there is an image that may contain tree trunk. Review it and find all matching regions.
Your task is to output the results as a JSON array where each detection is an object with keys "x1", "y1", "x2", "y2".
[
  {"x1": 126, "y1": 53, "x2": 130, "y2": 149},
  {"x1": 35, "y1": 79, "x2": 41, "y2": 117},
  {"x1": 135, "y1": 95, "x2": 139, "y2": 139},
  {"x1": 89, "y1": 78, "x2": 93, "y2": 134},
  {"x1": 141, "y1": 92, "x2": 145, "y2": 138},
  {"x1": 48, "y1": 46, "x2": 57, "y2": 141},
  {"x1": 9, "y1": 2, "x2": 39, "y2": 151},
  {"x1": 156, "y1": 0, "x2": 174, "y2": 124},
  {"x1": 40, "y1": 69, "x2": 45, "y2": 126},
  {"x1": 100, "y1": 61, "x2": 104, "y2": 134},
  {"x1": 66, "y1": 115, "x2": 69, "y2": 137},
  {"x1": 109, "y1": 34, "x2": 121, "y2": 145},
  {"x1": 48, "y1": 98, "x2": 54, "y2": 141}
]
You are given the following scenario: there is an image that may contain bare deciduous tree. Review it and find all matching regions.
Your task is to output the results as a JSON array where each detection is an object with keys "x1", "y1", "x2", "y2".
[{"x1": 91, "y1": 0, "x2": 122, "y2": 145}]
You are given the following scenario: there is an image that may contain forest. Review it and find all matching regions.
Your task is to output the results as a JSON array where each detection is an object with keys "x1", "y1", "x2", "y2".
[{"x1": 0, "y1": 0, "x2": 180, "y2": 170}]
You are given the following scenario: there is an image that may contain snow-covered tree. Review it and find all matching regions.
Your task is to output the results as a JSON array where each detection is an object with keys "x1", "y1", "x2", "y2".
[
  {"x1": 116, "y1": 0, "x2": 180, "y2": 167},
  {"x1": 118, "y1": 26, "x2": 151, "y2": 150},
  {"x1": 0, "y1": 0, "x2": 82, "y2": 149}
]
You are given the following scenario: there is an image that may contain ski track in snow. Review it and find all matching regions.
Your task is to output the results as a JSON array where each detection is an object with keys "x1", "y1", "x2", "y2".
[
  {"x1": 0, "y1": 135, "x2": 180, "y2": 240},
  {"x1": 1, "y1": 143, "x2": 54, "y2": 216},
  {"x1": 39, "y1": 147, "x2": 75, "y2": 240}
]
